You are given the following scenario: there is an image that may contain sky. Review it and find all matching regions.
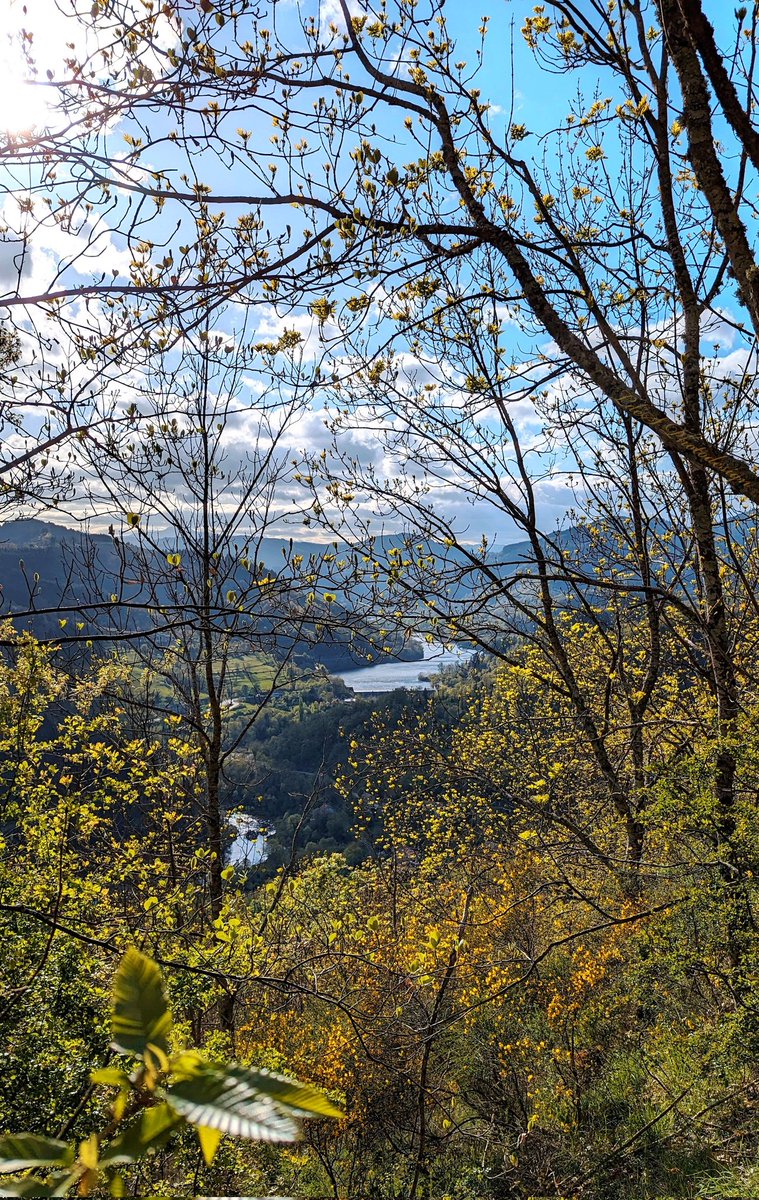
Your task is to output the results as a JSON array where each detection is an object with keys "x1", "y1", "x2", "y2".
[{"x1": 0, "y1": 0, "x2": 753, "y2": 549}]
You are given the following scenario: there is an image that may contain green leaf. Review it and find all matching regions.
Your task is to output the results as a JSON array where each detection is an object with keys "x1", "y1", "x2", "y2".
[
  {"x1": 168, "y1": 1063, "x2": 297, "y2": 1142},
  {"x1": 167, "y1": 1062, "x2": 342, "y2": 1143},
  {"x1": 196, "y1": 1126, "x2": 223, "y2": 1165},
  {"x1": 167, "y1": 1050, "x2": 204, "y2": 1076},
  {"x1": 0, "y1": 1136, "x2": 74, "y2": 1174},
  {"x1": 110, "y1": 948, "x2": 172, "y2": 1057},
  {"x1": 230, "y1": 1067, "x2": 344, "y2": 1120},
  {"x1": 100, "y1": 1104, "x2": 179, "y2": 1166},
  {"x1": 89, "y1": 1068, "x2": 131, "y2": 1089}
]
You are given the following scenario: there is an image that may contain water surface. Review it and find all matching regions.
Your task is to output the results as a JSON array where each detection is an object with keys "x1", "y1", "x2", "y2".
[
  {"x1": 336, "y1": 642, "x2": 474, "y2": 693},
  {"x1": 228, "y1": 812, "x2": 271, "y2": 867}
]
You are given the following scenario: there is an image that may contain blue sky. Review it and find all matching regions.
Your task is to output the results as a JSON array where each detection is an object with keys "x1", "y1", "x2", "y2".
[{"x1": 0, "y1": 0, "x2": 753, "y2": 547}]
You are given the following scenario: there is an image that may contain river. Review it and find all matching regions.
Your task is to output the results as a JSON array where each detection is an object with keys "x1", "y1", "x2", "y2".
[
  {"x1": 336, "y1": 641, "x2": 475, "y2": 693},
  {"x1": 227, "y1": 812, "x2": 272, "y2": 867},
  {"x1": 227, "y1": 644, "x2": 475, "y2": 866}
]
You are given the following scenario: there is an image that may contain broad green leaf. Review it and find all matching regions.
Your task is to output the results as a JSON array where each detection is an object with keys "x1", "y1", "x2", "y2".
[
  {"x1": 167, "y1": 1062, "x2": 342, "y2": 1143},
  {"x1": 0, "y1": 1136, "x2": 74, "y2": 1174},
  {"x1": 196, "y1": 1126, "x2": 223, "y2": 1165},
  {"x1": 167, "y1": 1063, "x2": 299, "y2": 1142},
  {"x1": 168, "y1": 1049, "x2": 204, "y2": 1076},
  {"x1": 171, "y1": 1060, "x2": 341, "y2": 1123},
  {"x1": 110, "y1": 948, "x2": 172, "y2": 1057},
  {"x1": 89, "y1": 1068, "x2": 130, "y2": 1089},
  {"x1": 226, "y1": 1067, "x2": 344, "y2": 1120},
  {"x1": 100, "y1": 1104, "x2": 179, "y2": 1166},
  {"x1": 171, "y1": 1056, "x2": 342, "y2": 1117}
]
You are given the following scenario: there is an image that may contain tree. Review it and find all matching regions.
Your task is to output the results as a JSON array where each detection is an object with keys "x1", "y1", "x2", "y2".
[
  {"x1": 241, "y1": 653, "x2": 759, "y2": 1198},
  {"x1": 0, "y1": 947, "x2": 341, "y2": 1198},
  {"x1": 4, "y1": 0, "x2": 757, "y2": 859},
  {"x1": 272, "y1": 0, "x2": 759, "y2": 901},
  {"x1": 83, "y1": 317, "x2": 312, "y2": 926},
  {"x1": 72, "y1": 314, "x2": 403, "y2": 1004},
  {"x1": 3, "y1": 0, "x2": 759, "y2": 502},
  {"x1": 7, "y1": 3, "x2": 759, "y2": 1191}
]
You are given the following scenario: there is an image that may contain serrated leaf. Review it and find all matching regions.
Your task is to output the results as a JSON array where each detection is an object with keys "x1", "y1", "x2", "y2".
[
  {"x1": 168, "y1": 1049, "x2": 204, "y2": 1076},
  {"x1": 167, "y1": 1064, "x2": 298, "y2": 1142},
  {"x1": 100, "y1": 1104, "x2": 179, "y2": 1166},
  {"x1": 0, "y1": 1136, "x2": 74, "y2": 1173},
  {"x1": 111, "y1": 949, "x2": 172, "y2": 1057},
  {"x1": 171, "y1": 1055, "x2": 341, "y2": 1117},
  {"x1": 196, "y1": 1126, "x2": 223, "y2": 1165},
  {"x1": 229, "y1": 1067, "x2": 344, "y2": 1119},
  {"x1": 167, "y1": 1062, "x2": 341, "y2": 1143}
]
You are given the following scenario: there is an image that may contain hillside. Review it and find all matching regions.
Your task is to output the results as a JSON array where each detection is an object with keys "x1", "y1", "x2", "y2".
[{"x1": 0, "y1": 519, "x2": 424, "y2": 669}]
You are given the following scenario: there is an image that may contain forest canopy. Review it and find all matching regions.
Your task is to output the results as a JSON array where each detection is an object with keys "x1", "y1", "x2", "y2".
[{"x1": 3, "y1": 0, "x2": 759, "y2": 1197}]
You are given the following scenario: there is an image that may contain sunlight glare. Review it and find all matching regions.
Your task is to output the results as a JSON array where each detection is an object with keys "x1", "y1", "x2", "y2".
[{"x1": 0, "y1": 4, "x2": 55, "y2": 136}]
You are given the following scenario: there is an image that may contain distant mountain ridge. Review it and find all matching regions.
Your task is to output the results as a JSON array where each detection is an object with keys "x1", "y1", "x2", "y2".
[
  {"x1": 0, "y1": 518, "x2": 597, "y2": 618},
  {"x1": 0, "y1": 518, "x2": 116, "y2": 549},
  {"x1": 0, "y1": 519, "x2": 425, "y2": 669}
]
